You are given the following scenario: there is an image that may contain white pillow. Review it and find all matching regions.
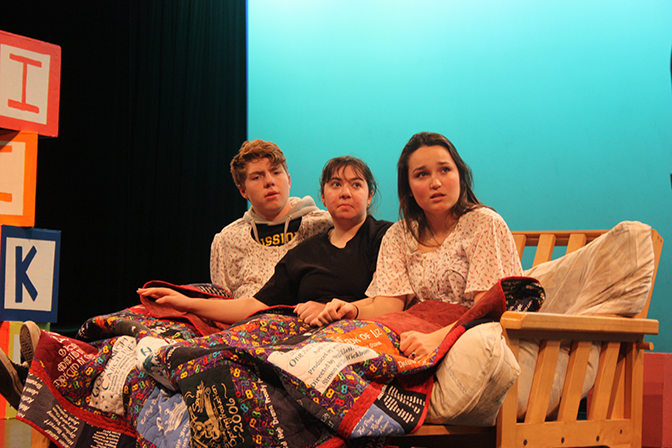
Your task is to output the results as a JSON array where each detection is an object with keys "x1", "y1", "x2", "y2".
[
  {"x1": 427, "y1": 322, "x2": 520, "y2": 426},
  {"x1": 516, "y1": 221, "x2": 655, "y2": 419},
  {"x1": 525, "y1": 221, "x2": 654, "y2": 317}
]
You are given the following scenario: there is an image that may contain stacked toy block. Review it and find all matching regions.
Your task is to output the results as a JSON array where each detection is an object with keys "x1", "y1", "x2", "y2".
[
  {"x1": 643, "y1": 353, "x2": 672, "y2": 448},
  {"x1": 0, "y1": 30, "x2": 61, "y2": 418}
]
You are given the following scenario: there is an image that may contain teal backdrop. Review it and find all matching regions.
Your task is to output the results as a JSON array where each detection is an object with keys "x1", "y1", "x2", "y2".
[{"x1": 248, "y1": 1, "x2": 672, "y2": 352}]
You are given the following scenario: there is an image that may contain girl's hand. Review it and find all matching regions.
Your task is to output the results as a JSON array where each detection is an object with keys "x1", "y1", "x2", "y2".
[
  {"x1": 318, "y1": 299, "x2": 358, "y2": 326},
  {"x1": 295, "y1": 301, "x2": 326, "y2": 325},
  {"x1": 302, "y1": 299, "x2": 357, "y2": 327},
  {"x1": 399, "y1": 323, "x2": 454, "y2": 360}
]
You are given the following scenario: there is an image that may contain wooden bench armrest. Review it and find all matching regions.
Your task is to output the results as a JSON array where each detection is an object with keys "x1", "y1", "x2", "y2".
[{"x1": 500, "y1": 311, "x2": 659, "y2": 336}]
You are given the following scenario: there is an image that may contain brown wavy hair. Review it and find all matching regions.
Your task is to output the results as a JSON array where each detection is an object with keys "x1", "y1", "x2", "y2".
[
  {"x1": 397, "y1": 132, "x2": 482, "y2": 243},
  {"x1": 230, "y1": 139, "x2": 289, "y2": 187}
]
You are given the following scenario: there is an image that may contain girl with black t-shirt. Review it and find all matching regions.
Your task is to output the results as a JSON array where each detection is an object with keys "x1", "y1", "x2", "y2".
[{"x1": 138, "y1": 156, "x2": 391, "y2": 325}]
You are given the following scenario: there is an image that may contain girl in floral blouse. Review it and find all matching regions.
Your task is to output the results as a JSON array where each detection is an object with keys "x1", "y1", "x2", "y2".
[{"x1": 309, "y1": 132, "x2": 522, "y2": 359}]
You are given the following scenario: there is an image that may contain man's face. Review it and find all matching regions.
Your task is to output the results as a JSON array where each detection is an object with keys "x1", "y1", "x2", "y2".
[{"x1": 238, "y1": 157, "x2": 292, "y2": 221}]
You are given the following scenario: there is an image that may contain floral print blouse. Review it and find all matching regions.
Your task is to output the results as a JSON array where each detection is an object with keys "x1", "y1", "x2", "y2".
[{"x1": 366, "y1": 207, "x2": 522, "y2": 308}]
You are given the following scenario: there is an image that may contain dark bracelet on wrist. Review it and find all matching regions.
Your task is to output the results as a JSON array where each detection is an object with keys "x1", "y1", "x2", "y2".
[{"x1": 353, "y1": 304, "x2": 360, "y2": 319}]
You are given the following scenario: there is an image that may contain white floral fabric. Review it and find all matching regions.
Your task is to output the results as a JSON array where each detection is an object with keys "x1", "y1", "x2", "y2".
[
  {"x1": 366, "y1": 207, "x2": 522, "y2": 307},
  {"x1": 210, "y1": 202, "x2": 331, "y2": 299}
]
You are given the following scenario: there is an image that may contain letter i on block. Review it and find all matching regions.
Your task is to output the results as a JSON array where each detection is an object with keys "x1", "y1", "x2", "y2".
[
  {"x1": 0, "y1": 225, "x2": 61, "y2": 322},
  {"x1": 0, "y1": 30, "x2": 61, "y2": 137},
  {"x1": 0, "y1": 131, "x2": 37, "y2": 227}
]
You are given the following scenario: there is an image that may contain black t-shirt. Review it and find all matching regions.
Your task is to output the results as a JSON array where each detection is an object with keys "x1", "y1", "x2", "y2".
[{"x1": 254, "y1": 215, "x2": 393, "y2": 306}]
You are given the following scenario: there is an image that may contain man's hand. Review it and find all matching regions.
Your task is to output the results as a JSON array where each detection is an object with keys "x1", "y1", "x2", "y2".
[{"x1": 137, "y1": 287, "x2": 191, "y2": 314}]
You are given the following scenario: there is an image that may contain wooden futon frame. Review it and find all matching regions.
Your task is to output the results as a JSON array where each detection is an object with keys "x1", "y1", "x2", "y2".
[
  {"x1": 390, "y1": 228, "x2": 663, "y2": 448},
  {"x1": 29, "y1": 229, "x2": 663, "y2": 448}
]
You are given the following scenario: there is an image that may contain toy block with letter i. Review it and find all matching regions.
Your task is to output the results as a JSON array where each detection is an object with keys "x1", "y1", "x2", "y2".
[
  {"x1": 0, "y1": 30, "x2": 61, "y2": 137},
  {"x1": 0, "y1": 225, "x2": 61, "y2": 323},
  {"x1": 0, "y1": 131, "x2": 37, "y2": 227}
]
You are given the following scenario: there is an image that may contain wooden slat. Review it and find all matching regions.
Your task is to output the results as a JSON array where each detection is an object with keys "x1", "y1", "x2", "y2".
[
  {"x1": 556, "y1": 340, "x2": 593, "y2": 422},
  {"x1": 511, "y1": 230, "x2": 607, "y2": 247},
  {"x1": 513, "y1": 233, "x2": 526, "y2": 259},
  {"x1": 628, "y1": 340, "x2": 646, "y2": 446},
  {"x1": 589, "y1": 341, "x2": 621, "y2": 420},
  {"x1": 497, "y1": 331, "x2": 519, "y2": 448},
  {"x1": 609, "y1": 348, "x2": 627, "y2": 419},
  {"x1": 532, "y1": 233, "x2": 556, "y2": 265},
  {"x1": 525, "y1": 339, "x2": 562, "y2": 423},
  {"x1": 566, "y1": 233, "x2": 588, "y2": 255}
]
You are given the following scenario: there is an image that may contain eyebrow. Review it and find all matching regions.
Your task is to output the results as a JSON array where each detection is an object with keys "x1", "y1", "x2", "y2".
[
  {"x1": 411, "y1": 160, "x2": 452, "y2": 173},
  {"x1": 247, "y1": 165, "x2": 282, "y2": 177},
  {"x1": 329, "y1": 174, "x2": 365, "y2": 183}
]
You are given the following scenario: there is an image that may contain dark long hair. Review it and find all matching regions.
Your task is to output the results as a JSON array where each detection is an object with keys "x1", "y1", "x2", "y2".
[{"x1": 397, "y1": 132, "x2": 481, "y2": 243}]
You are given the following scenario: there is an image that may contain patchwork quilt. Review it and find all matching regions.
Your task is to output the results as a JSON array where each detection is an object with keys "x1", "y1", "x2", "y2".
[{"x1": 15, "y1": 277, "x2": 543, "y2": 448}]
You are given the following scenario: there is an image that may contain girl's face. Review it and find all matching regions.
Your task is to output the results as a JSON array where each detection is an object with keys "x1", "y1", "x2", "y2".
[
  {"x1": 321, "y1": 165, "x2": 372, "y2": 227},
  {"x1": 407, "y1": 145, "x2": 461, "y2": 221}
]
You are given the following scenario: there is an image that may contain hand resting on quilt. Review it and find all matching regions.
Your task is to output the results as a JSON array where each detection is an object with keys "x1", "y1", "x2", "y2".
[
  {"x1": 137, "y1": 287, "x2": 268, "y2": 323},
  {"x1": 298, "y1": 298, "x2": 361, "y2": 326},
  {"x1": 308, "y1": 289, "x2": 486, "y2": 358},
  {"x1": 400, "y1": 324, "x2": 455, "y2": 359},
  {"x1": 299, "y1": 294, "x2": 446, "y2": 359},
  {"x1": 137, "y1": 287, "x2": 191, "y2": 313},
  {"x1": 303, "y1": 295, "x2": 406, "y2": 327},
  {"x1": 294, "y1": 301, "x2": 328, "y2": 324},
  {"x1": 397, "y1": 290, "x2": 485, "y2": 358}
]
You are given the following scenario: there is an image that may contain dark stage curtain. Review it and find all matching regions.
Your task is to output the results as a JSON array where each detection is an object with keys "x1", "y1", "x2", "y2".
[{"x1": 1, "y1": 1, "x2": 247, "y2": 333}]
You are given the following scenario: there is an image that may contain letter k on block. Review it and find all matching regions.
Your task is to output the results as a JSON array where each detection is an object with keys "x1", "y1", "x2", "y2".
[
  {"x1": 0, "y1": 225, "x2": 61, "y2": 322},
  {"x1": 15, "y1": 245, "x2": 38, "y2": 302}
]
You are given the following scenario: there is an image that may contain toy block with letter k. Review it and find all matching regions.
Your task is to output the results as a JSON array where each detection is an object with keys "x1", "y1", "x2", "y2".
[{"x1": 0, "y1": 225, "x2": 60, "y2": 322}]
